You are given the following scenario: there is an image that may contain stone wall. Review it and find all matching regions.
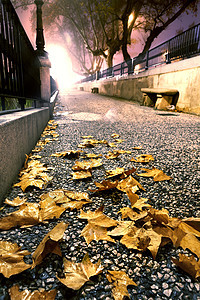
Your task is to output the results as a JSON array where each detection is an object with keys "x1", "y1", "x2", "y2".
[
  {"x1": 0, "y1": 108, "x2": 50, "y2": 204},
  {"x1": 77, "y1": 56, "x2": 200, "y2": 115}
]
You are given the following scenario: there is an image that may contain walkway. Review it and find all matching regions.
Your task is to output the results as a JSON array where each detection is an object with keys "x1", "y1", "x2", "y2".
[{"x1": 0, "y1": 89, "x2": 199, "y2": 299}]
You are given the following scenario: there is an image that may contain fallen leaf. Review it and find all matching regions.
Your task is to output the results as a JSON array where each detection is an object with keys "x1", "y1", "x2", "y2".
[
  {"x1": 118, "y1": 208, "x2": 148, "y2": 221},
  {"x1": 148, "y1": 208, "x2": 169, "y2": 224},
  {"x1": 182, "y1": 217, "x2": 200, "y2": 232},
  {"x1": 78, "y1": 206, "x2": 118, "y2": 227},
  {"x1": 57, "y1": 253, "x2": 103, "y2": 290},
  {"x1": 132, "y1": 198, "x2": 151, "y2": 211},
  {"x1": 111, "y1": 134, "x2": 120, "y2": 138},
  {"x1": 0, "y1": 203, "x2": 40, "y2": 230},
  {"x1": 105, "y1": 151, "x2": 121, "y2": 159},
  {"x1": 0, "y1": 241, "x2": 31, "y2": 278},
  {"x1": 178, "y1": 233, "x2": 200, "y2": 258},
  {"x1": 88, "y1": 180, "x2": 118, "y2": 193},
  {"x1": 32, "y1": 222, "x2": 68, "y2": 268},
  {"x1": 81, "y1": 135, "x2": 94, "y2": 139},
  {"x1": 114, "y1": 139, "x2": 124, "y2": 143},
  {"x1": 51, "y1": 150, "x2": 81, "y2": 159},
  {"x1": 132, "y1": 146, "x2": 143, "y2": 150},
  {"x1": 106, "y1": 168, "x2": 125, "y2": 178},
  {"x1": 9, "y1": 285, "x2": 57, "y2": 300},
  {"x1": 71, "y1": 170, "x2": 92, "y2": 179},
  {"x1": 137, "y1": 167, "x2": 172, "y2": 181},
  {"x1": 172, "y1": 254, "x2": 200, "y2": 279},
  {"x1": 117, "y1": 176, "x2": 145, "y2": 192},
  {"x1": 106, "y1": 270, "x2": 137, "y2": 300},
  {"x1": 81, "y1": 222, "x2": 116, "y2": 244},
  {"x1": 72, "y1": 159, "x2": 102, "y2": 171},
  {"x1": 131, "y1": 154, "x2": 154, "y2": 163},
  {"x1": 39, "y1": 201, "x2": 66, "y2": 222},
  {"x1": 85, "y1": 153, "x2": 102, "y2": 158},
  {"x1": 108, "y1": 221, "x2": 136, "y2": 236},
  {"x1": 4, "y1": 196, "x2": 27, "y2": 207}
]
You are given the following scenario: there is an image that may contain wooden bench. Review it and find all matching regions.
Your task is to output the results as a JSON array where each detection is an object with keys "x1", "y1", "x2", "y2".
[{"x1": 141, "y1": 88, "x2": 179, "y2": 110}]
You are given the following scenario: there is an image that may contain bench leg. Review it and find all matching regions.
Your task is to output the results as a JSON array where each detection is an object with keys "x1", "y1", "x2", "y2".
[
  {"x1": 142, "y1": 93, "x2": 156, "y2": 107},
  {"x1": 155, "y1": 95, "x2": 173, "y2": 110}
]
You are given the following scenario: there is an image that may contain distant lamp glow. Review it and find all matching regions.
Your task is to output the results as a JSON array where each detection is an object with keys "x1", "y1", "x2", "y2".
[
  {"x1": 134, "y1": 64, "x2": 140, "y2": 74},
  {"x1": 47, "y1": 45, "x2": 77, "y2": 91},
  {"x1": 128, "y1": 13, "x2": 134, "y2": 26}
]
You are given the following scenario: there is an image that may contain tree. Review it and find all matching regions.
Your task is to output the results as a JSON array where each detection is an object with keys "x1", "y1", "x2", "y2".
[{"x1": 12, "y1": 0, "x2": 199, "y2": 73}]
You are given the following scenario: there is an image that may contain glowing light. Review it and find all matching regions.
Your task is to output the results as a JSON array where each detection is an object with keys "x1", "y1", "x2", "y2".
[
  {"x1": 47, "y1": 45, "x2": 78, "y2": 91},
  {"x1": 128, "y1": 13, "x2": 134, "y2": 26}
]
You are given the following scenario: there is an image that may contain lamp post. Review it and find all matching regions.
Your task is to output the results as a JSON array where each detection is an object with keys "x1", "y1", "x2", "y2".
[{"x1": 35, "y1": 0, "x2": 45, "y2": 55}]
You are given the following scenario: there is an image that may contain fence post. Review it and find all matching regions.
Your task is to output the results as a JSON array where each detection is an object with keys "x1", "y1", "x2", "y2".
[{"x1": 34, "y1": 0, "x2": 51, "y2": 111}]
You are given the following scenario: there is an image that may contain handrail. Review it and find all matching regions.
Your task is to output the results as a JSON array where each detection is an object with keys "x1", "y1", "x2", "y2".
[
  {"x1": 78, "y1": 22, "x2": 200, "y2": 83},
  {"x1": 0, "y1": 0, "x2": 42, "y2": 111}
]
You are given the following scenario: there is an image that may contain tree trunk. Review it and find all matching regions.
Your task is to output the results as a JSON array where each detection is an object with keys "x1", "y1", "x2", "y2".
[{"x1": 106, "y1": 51, "x2": 114, "y2": 68}]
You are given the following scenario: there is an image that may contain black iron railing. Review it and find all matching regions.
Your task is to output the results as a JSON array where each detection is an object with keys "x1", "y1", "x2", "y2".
[
  {"x1": 79, "y1": 23, "x2": 200, "y2": 83},
  {"x1": 0, "y1": 0, "x2": 43, "y2": 111}
]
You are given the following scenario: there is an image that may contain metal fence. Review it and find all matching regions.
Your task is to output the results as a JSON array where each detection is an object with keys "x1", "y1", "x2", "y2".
[
  {"x1": 79, "y1": 22, "x2": 200, "y2": 83},
  {"x1": 0, "y1": 0, "x2": 42, "y2": 111}
]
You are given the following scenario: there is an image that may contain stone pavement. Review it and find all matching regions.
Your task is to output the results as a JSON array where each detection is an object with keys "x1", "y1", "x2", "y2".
[{"x1": 0, "y1": 89, "x2": 199, "y2": 299}]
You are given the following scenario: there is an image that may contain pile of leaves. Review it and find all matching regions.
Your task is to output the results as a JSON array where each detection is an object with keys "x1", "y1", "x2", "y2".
[{"x1": 0, "y1": 121, "x2": 199, "y2": 300}]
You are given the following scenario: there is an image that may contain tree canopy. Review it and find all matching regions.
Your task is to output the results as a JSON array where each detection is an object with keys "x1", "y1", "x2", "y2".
[{"x1": 12, "y1": 0, "x2": 199, "y2": 74}]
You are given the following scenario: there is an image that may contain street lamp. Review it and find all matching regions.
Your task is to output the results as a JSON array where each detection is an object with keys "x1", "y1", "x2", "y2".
[{"x1": 35, "y1": 0, "x2": 45, "y2": 55}]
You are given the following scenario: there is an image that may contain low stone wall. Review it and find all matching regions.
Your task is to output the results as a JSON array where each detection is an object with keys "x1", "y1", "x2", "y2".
[
  {"x1": 77, "y1": 56, "x2": 200, "y2": 115},
  {"x1": 0, "y1": 108, "x2": 50, "y2": 204}
]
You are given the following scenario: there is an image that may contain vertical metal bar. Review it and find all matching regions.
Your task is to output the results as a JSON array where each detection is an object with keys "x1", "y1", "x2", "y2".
[
  {"x1": 145, "y1": 51, "x2": 149, "y2": 70},
  {"x1": 1, "y1": 96, "x2": 5, "y2": 110}
]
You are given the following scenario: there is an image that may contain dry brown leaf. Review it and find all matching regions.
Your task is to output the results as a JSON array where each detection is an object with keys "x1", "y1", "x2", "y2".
[
  {"x1": 117, "y1": 176, "x2": 145, "y2": 192},
  {"x1": 72, "y1": 159, "x2": 102, "y2": 171},
  {"x1": 118, "y1": 208, "x2": 148, "y2": 221},
  {"x1": 39, "y1": 202, "x2": 66, "y2": 222},
  {"x1": 78, "y1": 139, "x2": 100, "y2": 148},
  {"x1": 182, "y1": 217, "x2": 200, "y2": 232},
  {"x1": 4, "y1": 196, "x2": 27, "y2": 207},
  {"x1": 137, "y1": 167, "x2": 172, "y2": 181},
  {"x1": 132, "y1": 198, "x2": 151, "y2": 211},
  {"x1": 57, "y1": 253, "x2": 103, "y2": 290},
  {"x1": 131, "y1": 154, "x2": 154, "y2": 163},
  {"x1": 0, "y1": 203, "x2": 40, "y2": 230},
  {"x1": 178, "y1": 233, "x2": 200, "y2": 259},
  {"x1": 172, "y1": 254, "x2": 200, "y2": 280},
  {"x1": 120, "y1": 227, "x2": 161, "y2": 258},
  {"x1": 114, "y1": 139, "x2": 124, "y2": 144},
  {"x1": 81, "y1": 222, "x2": 116, "y2": 244},
  {"x1": 148, "y1": 208, "x2": 169, "y2": 224},
  {"x1": 32, "y1": 222, "x2": 68, "y2": 268},
  {"x1": 111, "y1": 134, "x2": 120, "y2": 138},
  {"x1": 71, "y1": 170, "x2": 92, "y2": 179},
  {"x1": 126, "y1": 189, "x2": 140, "y2": 206},
  {"x1": 51, "y1": 150, "x2": 81, "y2": 159},
  {"x1": 178, "y1": 222, "x2": 200, "y2": 238},
  {"x1": 106, "y1": 270, "x2": 137, "y2": 300},
  {"x1": 61, "y1": 201, "x2": 91, "y2": 210},
  {"x1": 105, "y1": 151, "x2": 121, "y2": 159},
  {"x1": 132, "y1": 146, "x2": 143, "y2": 150},
  {"x1": 108, "y1": 221, "x2": 136, "y2": 237},
  {"x1": 0, "y1": 241, "x2": 31, "y2": 278},
  {"x1": 78, "y1": 206, "x2": 118, "y2": 227},
  {"x1": 9, "y1": 285, "x2": 57, "y2": 300},
  {"x1": 85, "y1": 153, "x2": 102, "y2": 158},
  {"x1": 88, "y1": 180, "x2": 118, "y2": 193},
  {"x1": 106, "y1": 168, "x2": 125, "y2": 178},
  {"x1": 81, "y1": 135, "x2": 94, "y2": 139}
]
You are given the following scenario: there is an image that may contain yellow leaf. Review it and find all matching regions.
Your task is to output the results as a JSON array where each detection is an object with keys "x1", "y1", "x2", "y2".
[
  {"x1": 0, "y1": 241, "x2": 31, "y2": 278},
  {"x1": 137, "y1": 167, "x2": 172, "y2": 181},
  {"x1": 132, "y1": 146, "x2": 143, "y2": 150},
  {"x1": 182, "y1": 217, "x2": 200, "y2": 232},
  {"x1": 148, "y1": 208, "x2": 169, "y2": 224},
  {"x1": 117, "y1": 176, "x2": 145, "y2": 192},
  {"x1": 39, "y1": 202, "x2": 66, "y2": 222},
  {"x1": 114, "y1": 139, "x2": 124, "y2": 143},
  {"x1": 81, "y1": 135, "x2": 94, "y2": 139},
  {"x1": 88, "y1": 180, "x2": 118, "y2": 193},
  {"x1": 71, "y1": 170, "x2": 92, "y2": 179},
  {"x1": 9, "y1": 285, "x2": 57, "y2": 300},
  {"x1": 72, "y1": 159, "x2": 102, "y2": 171},
  {"x1": 118, "y1": 208, "x2": 147, "y2": 221},
  {"x1": 172, "y1": 254, "x2": 200, "y2": 279},
  {"x1": 132, "y1": 198, "x2": 151, "y2": 211},
  {"x1": 105, "y1": 151, "x2": 121, "y2": 159},
  {"x1": 106, "y1": 168, "x2": 125, "y2": 178},
  {"x1": 108, "y1": 221, "x2": 136, "y2": 236},
  {"x1": 57, "y1": 253, "x2": 103, "y2": 290},
  {"x1": 120, "y1": 228, "x2": 150, "y2": 252},
  {"x1": 4, "y1": 196, "x2": 27, "y2": 207},
  {"x1": 78, "y1": 206, "x2": 118, "y2": 227},
  {"x1": 81, "y1": 222, "x2": 116, "y2": 244},
  {"x1": 61, "y1": 201, "x2": 91, "y2": 211},
  {"x1": 106, "y1": 270, "x2": 137, "y2": 300},
  {"x1": 51, "y1": 150, "x2": 81, "y2": 159},
  {"x1": 131, "y1": 154, "x2": 154, "y2": 163},
  {"x1": 0, "y1": 203, "x2": 40, "y2": 230},
  {"x1": 179, "y1": 233, "x2": 200, "y2": 258},
  {"x1": 85, "y1": 153, "x2": 102, "y2": 158},
  {"x1": 111, "y1": 133, "x2": 120, "y2": 138},
  {"x1": 32, "y1": 222, "x2": 68, "y2": 268}
]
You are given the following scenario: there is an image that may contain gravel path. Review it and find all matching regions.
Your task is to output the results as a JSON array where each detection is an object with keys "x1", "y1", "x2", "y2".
[{"x1": 0, "y1": 89, "x2": 199, "y2": 299}]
